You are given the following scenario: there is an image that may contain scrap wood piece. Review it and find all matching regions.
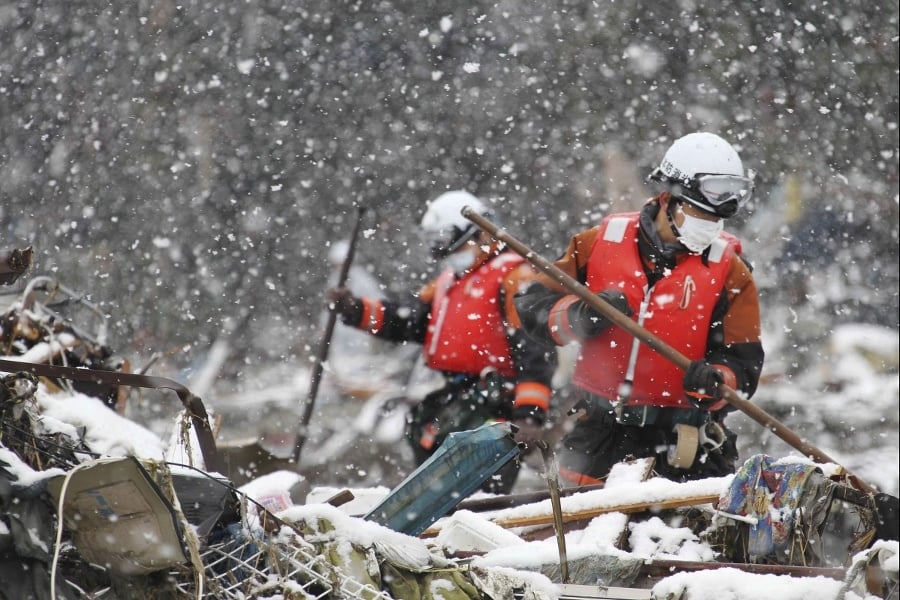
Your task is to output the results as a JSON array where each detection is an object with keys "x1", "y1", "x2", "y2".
[
  {"x1": 537, "y1": 440, "x2": 569, "y2": 583},
  {"x1": 556, "y1": 583, "x2": 653, "y2": 599},
  {"x1": 518, "y1": 458, "x2": 657, "y2": 548},
  {"x1": 640, "y1": 558, "x2": 849, "y2": 580},
  {"x1": 493, "y1": 492, "x2": 722, "y2": 530},
  {"x1": 325, "y1": 489, "x2": 355, "y2": 507},
  {"x1": 451, "y1": 481, "x2": 607, "y2": 514},
  {"x1": 0, "y1": 246, "x2": 33, "y2": 285},
  {"x1": 491, "y1": 461, "x2": 725, "y2": 532}
]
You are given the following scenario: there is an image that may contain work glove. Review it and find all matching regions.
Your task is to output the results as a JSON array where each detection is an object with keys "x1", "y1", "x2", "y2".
[
  {"x1": 326, "y1": 287, "x2": 362, "y2": 322},
  {"x1": 683, "y1": 360, "x2": 726, "y2": 409},
  {"x1": 508, "y1": 405, "x2": 546, "y2": 448},
  {"x1": 570, "y1": 289, "x2": 632, "y2": 338}
]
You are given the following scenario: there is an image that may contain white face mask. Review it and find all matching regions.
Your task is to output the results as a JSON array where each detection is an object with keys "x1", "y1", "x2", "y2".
[
  {"x1": 675, "y1": 206, "x2": 723, "y2": 254},
  {"x1": 442, "y1": 245, "x2": 479, "y2": 273}
]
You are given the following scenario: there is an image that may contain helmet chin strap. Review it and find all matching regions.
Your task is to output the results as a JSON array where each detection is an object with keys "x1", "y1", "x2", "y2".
[
  {"x1": 638, "y1": 201, "x2": 681, "y2": 283},
  {"x1": 665, "y1": 197, "x2": 684, "y2": 241}
]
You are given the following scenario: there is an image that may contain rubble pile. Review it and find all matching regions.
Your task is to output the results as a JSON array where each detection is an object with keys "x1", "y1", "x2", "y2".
[
  {"x1": 0, "y1": 276, "x2": 552, "y2": 599},
  {"x1": 0, "y1": 377, "x2": 555, "y2": 599}
]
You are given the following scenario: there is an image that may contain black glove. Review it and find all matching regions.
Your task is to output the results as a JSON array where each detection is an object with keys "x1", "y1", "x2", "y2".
[
  {"x1": 509, "y1": 405, "x2": 546, "y2": 447},
  {"x1": 326, "y1": 287, "x2": 362, "y2": 323},
  {"x1": 570, "y1": 289, "x2": 632, "y2": 338},
  {"x1": 683, "y1": 360, "x2": 725, "y2": 409},
  {"x1": 509, "y1": 405, "x2": 546, "y2": 426}
]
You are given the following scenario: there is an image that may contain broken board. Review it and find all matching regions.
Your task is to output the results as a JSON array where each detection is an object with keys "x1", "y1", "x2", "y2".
[{"x1": 46, "y1": 457, "x2": 187, "y2": 576}]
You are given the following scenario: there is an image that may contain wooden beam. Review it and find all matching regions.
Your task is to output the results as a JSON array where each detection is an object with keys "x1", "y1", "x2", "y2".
[
  {"x1": 493, "y1": 494, "x2": 721, "y2": 530},
  {"x1": 421, "y1": 493, "x2": 720, "y2": 537}
]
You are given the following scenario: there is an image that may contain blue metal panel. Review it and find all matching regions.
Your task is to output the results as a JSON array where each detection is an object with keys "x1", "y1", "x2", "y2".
[{"x1": 364, "y1": 422, "x2": 520, "y2": 535}]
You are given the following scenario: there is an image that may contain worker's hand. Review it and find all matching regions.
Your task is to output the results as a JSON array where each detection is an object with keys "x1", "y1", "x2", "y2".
[
  {"x1": 326, "y1": 287, "x2": 360, "y2": 320},
  {"x1": 509, "y1": 406, "x2": 546, "y2": 449},
  {"x1": 683, "y1": 361, "x2": 726, "y2": 409},
  {"x1": 570, "y1": 289, "x2": 632, "y2": 337}
]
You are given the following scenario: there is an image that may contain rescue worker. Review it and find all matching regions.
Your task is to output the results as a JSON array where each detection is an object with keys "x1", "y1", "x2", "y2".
[
  {"x1": 515, "y1": 132, "x2": 764, "y2": 484},
  {"x1": 328, "y1": 191, "x2": 557, "y2": 493}
]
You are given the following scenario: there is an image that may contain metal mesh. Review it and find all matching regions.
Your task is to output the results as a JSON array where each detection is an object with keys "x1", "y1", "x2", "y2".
[{"x1": 170, "y1": 526, "x2": 395, "y2": 599}]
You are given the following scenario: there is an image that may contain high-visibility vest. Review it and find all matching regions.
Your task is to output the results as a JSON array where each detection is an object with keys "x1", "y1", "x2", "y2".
[
  {"x1": 423, "y1": 253, "x2": 524, "y2": 377},
  {"x1": 573, "y1": 213, "x2": 738, "y2": 408}
]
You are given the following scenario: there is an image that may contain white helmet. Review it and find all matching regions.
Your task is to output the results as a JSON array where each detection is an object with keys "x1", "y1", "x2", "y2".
[
  {"x1": 650, "y1": 132, "x2": 754, "y2": 218},
  {"x1": 420, "y1": 190, "x2": 489, "y2": 258},
  {"x1": 327, "y1": 239, "x2": 350, "y2": 264}
]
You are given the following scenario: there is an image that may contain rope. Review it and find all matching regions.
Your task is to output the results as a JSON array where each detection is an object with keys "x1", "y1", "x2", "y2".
[{"x1": 157, "y1": 465, "x2": 205, "y2": 600}]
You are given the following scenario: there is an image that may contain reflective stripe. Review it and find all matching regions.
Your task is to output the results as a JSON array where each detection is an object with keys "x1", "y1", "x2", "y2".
[
  {"x1": 426, "y1": 295, "x2": 450, "y2": 357},
  {"x1": 558, "y1": 466, "x2": 604, "y2": 486},
  {"x1": 360, "y1": 298, "x2": 385, "y2": 334},
  {"x1": 619, "y1": 285, "x2": 652, "y2": 404},
  {"x1": 513, "y1": 381, "x2": 551, "y2": 411},
  {"x1": 603, "y1": 216, "x2": 630, "y2": 243},
  {"x1": 548, "y1": 295, "x2": 581, "y2": 346}
]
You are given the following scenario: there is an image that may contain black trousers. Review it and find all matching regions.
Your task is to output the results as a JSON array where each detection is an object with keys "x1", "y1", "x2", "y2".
[{"x1": 559, "y1": 392, "x2": 738, "y2": 483}]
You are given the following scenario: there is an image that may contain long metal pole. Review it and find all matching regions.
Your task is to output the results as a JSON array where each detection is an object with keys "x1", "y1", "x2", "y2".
[
  {"x1": 538, "y1": 440, "x2": 569, "y2": 583},
  {"x1": 462, "y1": 206, "x2": 877, "y2": 495},
  {"x1": 293, "y1": 205, "x2": 367, "y2": 463}
]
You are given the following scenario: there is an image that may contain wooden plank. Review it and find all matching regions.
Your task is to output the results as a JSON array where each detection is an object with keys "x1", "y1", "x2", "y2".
[
  {"x1": 557, "y1": 583, "x2": 653, "y2": 599},
  {"x1": 451, "y1": 482, "x2": 607, "y2": 513},
  {"x1": 493, "y1": 493, "x2": 721, "y2": 530},
  {"x1": 420, "y1": 459, "x2": 723, "y2": 538},
  {"x1": 641, "y1": 558, "x2": 847, "y2": 579}
]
